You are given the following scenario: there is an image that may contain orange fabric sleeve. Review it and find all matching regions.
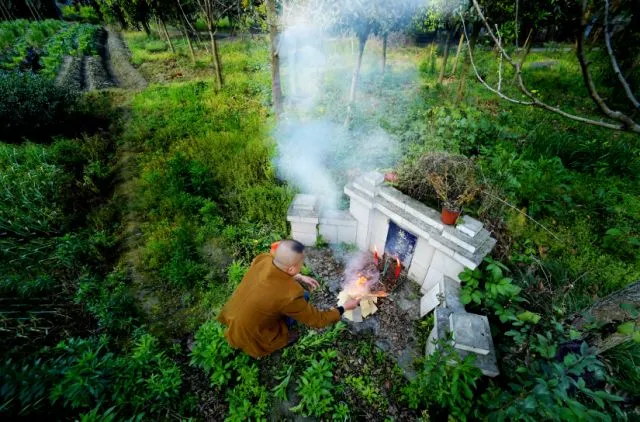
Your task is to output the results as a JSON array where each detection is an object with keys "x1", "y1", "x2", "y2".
[{"x1": 282, "y1": 294, "x2": 341, "y2": 328}]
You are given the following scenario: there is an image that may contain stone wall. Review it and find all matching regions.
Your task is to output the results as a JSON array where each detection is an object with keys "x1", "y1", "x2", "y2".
[{"x1": 286, "y1": 171, "x2": 499, "y2": 376}]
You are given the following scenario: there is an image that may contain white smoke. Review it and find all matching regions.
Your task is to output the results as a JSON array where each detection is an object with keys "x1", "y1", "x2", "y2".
[{"x1": 272, "y1": 0, "x2": 424, "y2": 210}]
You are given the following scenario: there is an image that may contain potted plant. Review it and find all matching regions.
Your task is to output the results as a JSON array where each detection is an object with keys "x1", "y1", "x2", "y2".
[{"x1": 397, "y1": 152, "x2": 479, "y2": 225}]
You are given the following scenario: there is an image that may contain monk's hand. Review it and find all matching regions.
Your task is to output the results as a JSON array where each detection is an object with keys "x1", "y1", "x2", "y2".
[
  {"x1": 343, "y1": 298, "x2": 361, "y2": 310},
  {"x1": 294, "y1": 274, "x2": 319, "y2": 291}
]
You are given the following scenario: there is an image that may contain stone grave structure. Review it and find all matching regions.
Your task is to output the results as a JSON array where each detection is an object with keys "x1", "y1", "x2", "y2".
[{"x1": 286, "y1": 171, "x2": 499, "y2": 377}]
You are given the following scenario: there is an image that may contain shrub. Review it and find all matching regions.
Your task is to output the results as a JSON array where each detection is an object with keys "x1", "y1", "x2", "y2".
[
  {"x1": 397, "y1": 151, "x2": 480, "y2": 211},
  {"x1": 402, "y1": 339, "x2": 481, "y2": 421},
  {"x1": 0, "y1": 72, "x2": 78, "y2": 141}
]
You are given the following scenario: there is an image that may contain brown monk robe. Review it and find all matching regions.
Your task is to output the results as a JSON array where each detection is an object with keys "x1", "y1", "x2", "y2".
[{"x1": 217, "y1": 239, "x2": 360, "y2": 358}]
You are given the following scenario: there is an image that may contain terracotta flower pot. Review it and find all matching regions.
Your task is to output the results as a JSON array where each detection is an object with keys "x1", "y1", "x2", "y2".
[
  {"x1": 441, "y1": 208, "x2": 461, "y2": 225},
  {"x1": 384, "y1": 171, "x2": 398, "y2": 183}
]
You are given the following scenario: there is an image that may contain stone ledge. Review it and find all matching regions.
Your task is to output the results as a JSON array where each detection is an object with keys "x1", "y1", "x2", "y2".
[
  {"x1": 378, "y1": 186, "x2": 444, "y2": 232},
  {"x1": 442, "y1": 226, "x2": 491, "y2": 254},
  {"x1": 456, "y1": 215, "x2": 483, "y2": 238},
  {"x1": 291, "y1": 194, "x2": 318, "y2": 211},
  {"x1": 344, "y1": 184, "x2": 375, "y2": 209},
  {"x1": 319, "y1": 210, "x2": 357, "y2": 227}
]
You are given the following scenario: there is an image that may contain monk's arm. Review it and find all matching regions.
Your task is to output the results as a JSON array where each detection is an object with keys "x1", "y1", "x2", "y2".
[{"x1": 282, "y1": 295, "x2": 341, "y2": 328}]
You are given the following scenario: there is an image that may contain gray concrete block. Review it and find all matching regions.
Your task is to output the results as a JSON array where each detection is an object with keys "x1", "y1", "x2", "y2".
[{"x1": 449, "y1": 313, "x2": 491, "y2": 355}]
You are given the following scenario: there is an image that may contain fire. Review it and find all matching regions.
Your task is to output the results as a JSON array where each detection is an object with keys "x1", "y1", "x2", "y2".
[{"x1": 356, "y1": 275, "x2": 367, "y2": 286}]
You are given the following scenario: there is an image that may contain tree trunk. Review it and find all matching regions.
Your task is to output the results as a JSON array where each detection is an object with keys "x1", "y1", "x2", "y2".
[
  {"x1": 572, "y1": 281, "x2": 640, "y2": 354},
  {"x1": 266, "y1": 0, "x2": 283, "y2": 118},
  {"x1": 208, "y1": 29, "x2": 224, "y2": 89},
  {"x1": 452, "y1": 32, "x2": 464, "y2": 75},
  {"x1": 381, "y1": 33, "x2": 388, "y2": 76},
  {"x1": 438, "y1": 30, "x2": 452, "y2": 84},
  {"x1": 182, "y1": 24, "x2": 195, "y2": 63},
  {"x1": 141, "y1": 19, "x2": 151, "y2": 36},
  {"x1": 345, "y1": 31, "x2": 368, "y2": 126},
  {"x1": 160, "y1": 17, "x2": 175, "y2": 53},
  {"x1": 428, "y1": 41, "x2": 436, "y2": 74}
]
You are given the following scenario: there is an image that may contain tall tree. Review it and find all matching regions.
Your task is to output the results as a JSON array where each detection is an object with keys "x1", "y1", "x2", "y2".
[
  {"x1": 196, "y1": 0, "x2": 235, "y2": 90},
  {"x1": 266, "y1": 0, "x2": 283, "y2": 117}
]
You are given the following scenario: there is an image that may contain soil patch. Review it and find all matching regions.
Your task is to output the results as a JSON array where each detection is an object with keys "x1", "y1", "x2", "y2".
[{"x1": 304, "y1": 247, "x2": 422, "y2": 379}]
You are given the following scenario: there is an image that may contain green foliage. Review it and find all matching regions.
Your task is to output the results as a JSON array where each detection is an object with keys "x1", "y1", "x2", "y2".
[
  {"x1": 190, "y1": 320, "x2": 268, "y2": 421},
  {"x1": 290, "y1": 349, "x2": 338, "y2": 417},
  {"x1": 61, "y1": 5, "x2": 101, "y2": 24},
  {"x1": 459, "y1": 258, "x2": 523, "y2": 323},
  {"x1": 75, "y1": 270, "x2": 138, "y2": 334},
  {"x1": 345, "y1": 375, "x2": 388, "y2": 410},
  {"x1": 402, "y1": 339, "x2": 481, "y2": 420},
  {"x1": 481, "y1": 340, "x2": 626, "y2": 421},
  {"x1": 0, "y1": 72, "x2": 78, "y2": 141},
  {"x1": 1, "y1": 333, "x2": 188, "y2": 419},
  {"x1": 226, "y1": 260, "x2": 249, "y2": 286},
  {"x1": 144, "y1": 40, "x2": 167, "y2": 53}
]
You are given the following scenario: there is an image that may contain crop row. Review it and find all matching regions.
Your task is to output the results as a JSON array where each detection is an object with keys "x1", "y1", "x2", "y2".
[{"x1": 0, "y1": 20, "x2": 100, "y2": 78}]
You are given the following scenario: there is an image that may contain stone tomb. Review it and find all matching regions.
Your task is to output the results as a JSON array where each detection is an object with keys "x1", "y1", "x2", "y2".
[{"x1": 286, "y1": 172, "x2": 499, "y2": 377}]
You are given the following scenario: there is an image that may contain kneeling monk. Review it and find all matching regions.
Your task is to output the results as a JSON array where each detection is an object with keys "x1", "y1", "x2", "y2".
[{"x1": 217, "y1": 239, "x2": 359, "y2": 358}]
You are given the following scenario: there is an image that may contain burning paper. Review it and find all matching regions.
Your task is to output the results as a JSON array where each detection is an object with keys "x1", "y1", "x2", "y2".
[{"x1": 337, "y1": 251, "x2": 388, "y2": 322}]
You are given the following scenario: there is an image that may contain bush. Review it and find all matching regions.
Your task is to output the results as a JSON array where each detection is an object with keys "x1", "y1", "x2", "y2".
[
  {"x1": 61, "y1": 6, "x2": 100, "y2": 24},
  {"x1": 397, "y1": 151, "x2": 480, "y2": 211},
  {"x1": 402, "y1": 340, "x2": 481, "y2": 421},
  {"x1": 0, "y1": 72, "x2": 78, "y2": 141},
  {"x1": 1, "y1": 333, "x2": 190, "y2": 419}
]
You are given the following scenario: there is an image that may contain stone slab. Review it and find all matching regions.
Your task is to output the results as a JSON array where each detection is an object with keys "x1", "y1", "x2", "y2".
[
  {"x1": 337, "y1": 225, "x2": 357, "y2": 243},
  {"x1": 449, "y1": 313, "x2": 491, "y2": 355},
  {"x1": 363, "y1": 171, "x2": 385, "y2": 186},
  {"x1": 421, "y1": 266, "x2": 443, "y2": 294},
  {"x1": 291, "y1": 194, "x2": 318, "y2": 211},
  {"x1": 456, "y1": 215, "x2": 483, "y2": 238},
  {"x1": 420, "y1": 286, "x2": 440, "y2": 317},
  {"x1": 430, "y1": 251, "x2": 465, "y2": 282},
  {"x1": 319, "y1": 209, "x2": 357, "y2": 227},
  {"x1": 319, "y1": 225, "x2": 338, "y2": 243},
  {"x1": 455, "y1": 348, "x2": 500, "y2": 377},
  {"x1": 291, "y1": 231, "x2": 316, "y2": 246},
  {"x1": 290, "y1": 222, "x2": 318, "y2": 234},
  {"x1": 440, "y1": 276, "x2": 464, "y2": 313}
]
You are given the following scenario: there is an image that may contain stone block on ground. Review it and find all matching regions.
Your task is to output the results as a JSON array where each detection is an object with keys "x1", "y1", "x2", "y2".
[
  {"x1": 449, "y1": 313, "x2": 491, "y2": 355},
  {"x1": 440, "y1": 276, "x2": 464, "y2": 312}
]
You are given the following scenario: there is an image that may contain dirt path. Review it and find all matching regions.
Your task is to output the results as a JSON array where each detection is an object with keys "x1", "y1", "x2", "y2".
[{"x1": 105, "y1": 27, "x2": 147, "y2": 90}]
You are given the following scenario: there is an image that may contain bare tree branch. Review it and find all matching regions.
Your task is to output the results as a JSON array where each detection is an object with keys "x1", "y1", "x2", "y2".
[
  {"x1": 460, "y1": 13, "x2": 534, "y2": 105},
  {"x1": 576, "y1": 0, "x2": 640, "y2": 133},
  {"x1": 469, "y1": 0, "x2": 640, "y2": 134},
  {"x1": 604, "y1": 0, "x2": 640, "y2": 109}
]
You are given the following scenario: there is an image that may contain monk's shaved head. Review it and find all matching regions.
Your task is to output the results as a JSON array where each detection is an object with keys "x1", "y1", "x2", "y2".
[{"x1": 274, "y1": 239, "x2": 305, "y2": 269}]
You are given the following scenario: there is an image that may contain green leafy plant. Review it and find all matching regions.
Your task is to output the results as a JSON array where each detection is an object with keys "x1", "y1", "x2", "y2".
[
  {"x1": 290, "y1": 349, "x2": 337, "y2": 417},
  {"x1": 190, "y1": 320, "x2": 269, "y2": 421},
  {"x1": 402, "y1": 339, "x2": 481, "y2": 421},
  {"x1": 459, "y1": 258, "x2": 523, "y2": 322}
]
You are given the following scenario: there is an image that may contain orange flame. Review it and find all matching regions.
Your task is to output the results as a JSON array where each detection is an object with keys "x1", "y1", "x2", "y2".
[
  {"x1": 396, "y1": 257, "x2": 400, "y2": 266},
  {"x1": 356, "y1": 275, "x2": 368, "y2": 286}
]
